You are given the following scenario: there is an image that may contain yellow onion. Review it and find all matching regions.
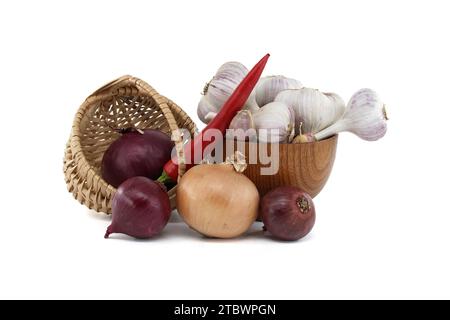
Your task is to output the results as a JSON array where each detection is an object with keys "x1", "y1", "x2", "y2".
[{"x1": 176, "y1": 158, "x2": 259, "y2": 239}]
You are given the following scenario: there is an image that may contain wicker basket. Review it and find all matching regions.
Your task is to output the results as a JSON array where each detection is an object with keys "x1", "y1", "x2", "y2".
[{"x1": 63, "y1": 75, "x2": 197, "y2": 214}]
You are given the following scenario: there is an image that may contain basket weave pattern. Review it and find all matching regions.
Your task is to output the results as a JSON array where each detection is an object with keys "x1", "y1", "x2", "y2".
[{"x1": 63, "y1": 76, "x2": 197, "y2": 214}]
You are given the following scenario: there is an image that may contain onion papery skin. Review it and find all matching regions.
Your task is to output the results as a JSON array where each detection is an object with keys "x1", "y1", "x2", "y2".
[{"x1": 176, "y1": 164, "x2": 259, "y2": 239}]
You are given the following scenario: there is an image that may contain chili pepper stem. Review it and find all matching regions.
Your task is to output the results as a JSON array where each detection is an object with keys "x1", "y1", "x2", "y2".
[{"x1": 157, "y1": 171, "x2": 173, "y2": 185}]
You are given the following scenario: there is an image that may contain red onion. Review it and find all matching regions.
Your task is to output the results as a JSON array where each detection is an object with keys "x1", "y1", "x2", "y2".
[
  {"x1": 101, "y1": 129, "x2": 174, "y2": 188},
  {"x1": 105, "y1": 176, "x2": 171, "y2": 239},
  {"x1": 261, "y1": 186, "x2": 315, "y2": 241}
]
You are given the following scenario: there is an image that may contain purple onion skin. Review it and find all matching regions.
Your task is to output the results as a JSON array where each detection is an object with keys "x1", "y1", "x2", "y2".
[
  {"x1": 105, "y1": 177, "x2": 171, "y2": 239},
  {"x1": 261, "y1": 186, "x2": 316, "y2": 241},
  {"x1": 101, "y1": 129, "x2": 174, "y2": 188}
]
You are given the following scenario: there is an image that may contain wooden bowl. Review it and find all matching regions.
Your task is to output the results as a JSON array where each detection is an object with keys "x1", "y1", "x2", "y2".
[{"x1": 225, "y1": 135, "x2": 338, "y2": 198}]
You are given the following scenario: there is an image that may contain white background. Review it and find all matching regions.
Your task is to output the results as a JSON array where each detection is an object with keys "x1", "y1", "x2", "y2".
[{"x1": 1, "y1": 0, "x2": 449, "y2": 299}]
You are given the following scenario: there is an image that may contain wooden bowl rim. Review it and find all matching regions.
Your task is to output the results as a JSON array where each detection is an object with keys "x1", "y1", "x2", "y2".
[{"x1": 227, "y1": 134, "x2": 338, "y2": 148}]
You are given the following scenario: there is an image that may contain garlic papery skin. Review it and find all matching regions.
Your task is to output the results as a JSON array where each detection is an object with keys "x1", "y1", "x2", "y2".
[
  {"x1": 314, "y1": 88, "x2": 388, "y2": 141},
  {"x1": 226, "y1": 110, "x2": 257, "y2": 141},
  {"x1": 244, "y1": 89, "x2": 259, "y2": 112},
  {"x1": 197, "y1": 96, "x2": 220, "y2": 124},
  {"x1": 255, "y1": 76, "x2": 303, "y2": 107},
  {"x1": 204, "y1": 61, "x2": 248, "y2": 107},
  {"x1": 275, "y1": 88, "x2": 344, "y2": 135},
  {"x1": 197, "y1": 61, "x2": 259, "y2": 124},
  {"x1": 253, "y1": 101, "x2": 295, "y2": 143},
  {"x1": 324, "y1": 92, "x2": 346, "y2": 116}
]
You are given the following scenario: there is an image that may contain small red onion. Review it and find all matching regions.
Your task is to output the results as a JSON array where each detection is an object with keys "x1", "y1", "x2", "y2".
[
  {"x1": 105, "y1": 177, "x2": 171, "y2": 239},
  {"x1": 101, "y1": 129, "x2": 174, "y2": 188},
  {"x1": 261, "y1": 186, "x2": 315, "y2": 241}
]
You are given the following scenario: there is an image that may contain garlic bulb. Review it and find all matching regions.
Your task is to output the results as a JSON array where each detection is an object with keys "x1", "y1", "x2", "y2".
[
  {"x1": 204, "y1": 61, "x2": 247, "y2": 107},
  {"x1": 255, "y1": 76, "x2": 303, "y2": 107},
  {"x1": 226, "y1": 110, "x2": 257, "y2": 141},
  {"x1": 253, "y1": 101, "x2": 295, "y2": 143},
  {"x1": 324, "y1": 92, "x2": 345, "y2": 112},
  {"x1": 275, "y1": 88, "x2": 345, "y2": 135},
  {"x1": 197, "y1": 61, "x2": 259, "y2": 124},
  {"x1": 314, "y1": 88, "x2": 388, "y2": 141}
]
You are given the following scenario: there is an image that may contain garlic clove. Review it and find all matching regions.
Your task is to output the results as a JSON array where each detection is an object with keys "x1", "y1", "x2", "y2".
[
  {"x1": 226, "y1": 110, "x2": 257, "y2": 141},
  {"x1": 292, "y1": 133, "x2": 315, "y2": 143},
  {"x1": 292, "y1": 122, "x2": 315, "y2": 143},
  {"x1": 255, "y1": 76, "x2": 303, "y2": 107},
  {"x1": 314, "y1": 88, "x2": 388, "y2": 141},
  {"x1": 253, "y1": 101, "x2": 295, "y2": 143}
]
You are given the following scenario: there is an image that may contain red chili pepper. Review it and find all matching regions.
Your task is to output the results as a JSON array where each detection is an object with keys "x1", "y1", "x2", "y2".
[{"x1": 158, "y1": 53, "x2": 270, "y2": 183}]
